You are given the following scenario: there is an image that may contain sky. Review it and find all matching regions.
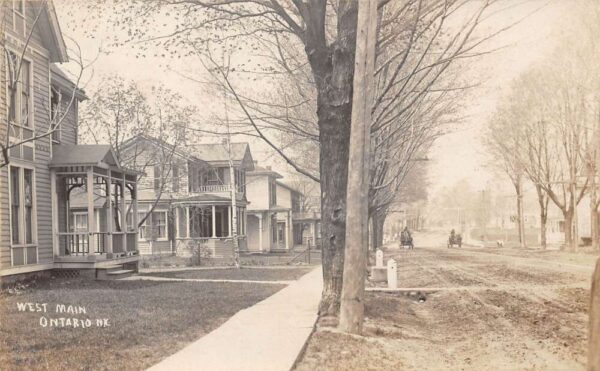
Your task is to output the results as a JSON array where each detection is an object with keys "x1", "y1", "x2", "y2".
[
  {"x1": 53, "y1": 0, "x2": 575, "y2": 197},
  {"x1": 427, "y1": 0, "x2": 572, "y2": 195}
]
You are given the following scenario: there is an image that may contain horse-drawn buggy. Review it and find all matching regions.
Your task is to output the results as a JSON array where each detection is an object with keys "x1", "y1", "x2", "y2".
[
  {"x1": 400, "y1": 229, "x2": 414, "y2": 249},
  {"x1": 447, "y1": 230, "x2": 462, "y2": 248}
]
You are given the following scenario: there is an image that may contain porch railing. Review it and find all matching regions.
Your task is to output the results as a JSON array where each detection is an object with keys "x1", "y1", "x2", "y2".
[
  {"x1": 58, "y1": 232, "x2": 108, "y2": 256},
  {"x1": 112, "y1": 233, "x2": 124, "y2": 253},
  {"x1": 126, "y1": 232, "x2": 137, "y2": 252},
  {"x1": 189, "y1": 184, "x2": 244, "y2": 196},
  {"x1": 194, "y1": 184, "x2": 231, "y2": 193}
]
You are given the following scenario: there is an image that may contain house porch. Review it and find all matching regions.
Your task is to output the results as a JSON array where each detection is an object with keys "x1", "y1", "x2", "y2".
[{"x1": 49, "y1": 145, "x2": 140, "y2": 268}]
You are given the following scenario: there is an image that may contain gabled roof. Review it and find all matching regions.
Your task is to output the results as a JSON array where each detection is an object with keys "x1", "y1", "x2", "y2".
[
  {"x1": 276, "y1": 181, "x2": 301, "y2": 195},
  {"x1": 50, "y1": 65, "x2": 87, "y2": 100},
  {"x1": 49, "y1": 145, "x2": 119, "y2": 168},
  {"x1": 36, "y1": 1, "x2": 69, "y2": 63},
  {"x1": 248, "y1": 164, "x2": 282, "y2": 179},
  {"x1": 120, "y1": 134, "x2": 208, "y2": 166},
  {"x1": 192, "y1": 142, "x2": 255, "y2": 170}
]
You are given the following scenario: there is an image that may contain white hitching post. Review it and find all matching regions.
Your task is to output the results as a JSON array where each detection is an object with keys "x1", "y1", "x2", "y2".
[{"x1": 387, "y1": 259, "x2": 397, "y2": 289}]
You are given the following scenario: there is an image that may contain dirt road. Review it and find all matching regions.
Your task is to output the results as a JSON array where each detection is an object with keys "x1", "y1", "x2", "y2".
[
  {"x1": 376, "y1": 231, "x2": 593, "y2": 370},
  {"x1": 296, "y1": 231, "x2": 596, "y2": 371}
]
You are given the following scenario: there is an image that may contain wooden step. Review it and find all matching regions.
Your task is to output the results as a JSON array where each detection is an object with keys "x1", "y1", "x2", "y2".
[
  {"x1": 96, "y1": 268, "x2": 135, "y2": 280},
  {"x1": 107, "y1": 269, "x2": 134, "y2": 276}
]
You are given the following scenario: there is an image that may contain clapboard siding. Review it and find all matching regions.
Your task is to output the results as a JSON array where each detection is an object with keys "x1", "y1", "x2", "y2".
[
  {"x1": 0, "y1": 3, "x2": 62, "y2": 270},
  {"x1": 0, "y1": 7, "x2": 9, "y2": 269},
  {"x1": 57, "y1": 99, "x2": 77, "y2": 145}
]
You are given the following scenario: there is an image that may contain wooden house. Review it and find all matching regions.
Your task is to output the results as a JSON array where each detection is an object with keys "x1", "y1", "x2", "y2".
[
  {"x1": 0, "y1": 1, "x2": 140, "y2": 282},
  {"x1": 119, "y1": 135, "x2": 254, "y2": 259},
  {"x1": 246, "y1": 165, "x2": 321, "y2": 252}
]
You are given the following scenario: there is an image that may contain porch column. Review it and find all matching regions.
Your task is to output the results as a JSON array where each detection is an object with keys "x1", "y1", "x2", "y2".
[
  {"x1": 121, "y1": 173, "x2": 127, "y2": 252},
  {"x1": 175, "y1": 207, "x2": 180, "y2": 238},
  {"x1": 133, "y1": 182, "x2": 139, "y2": 253},
  {"x1": 242, "y1": 208, "x2": 246, "y2": 235},
  {"x1": 186, "y1": 207, "x2": 190, "y2": 237},
  {"x1": 106, "y1": 170, "x2": 113, "y2": 254},
  {"x1": 228, "y1": 206, "x2": 232, "y2": 237},
  {"x1": 285, "y1": 210, "x2": 290, "y2": 250},
  {"x1": 50, "y1": 171, "x2": 59, "y2": 256},
  {"x1": 212, "y1": 205, "x2": 217, "y2": 238},
  {"x1": 258, "y1": 214, "x2": 263, "y2": 251},
  {"x1": 285, "y1": 210, "x2": 294, "y2": 250},
  {"x1": 86, "y1": 168, "x2": 96, "y2": 255}
]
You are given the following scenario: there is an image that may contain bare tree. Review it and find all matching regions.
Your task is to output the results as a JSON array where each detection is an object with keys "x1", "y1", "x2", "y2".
[
  {"x1": 0, "y1": 0, "x2": 85, "y2": 168},
  {"x1": 79, "y1": 76, "x2": 196, "y2": 229},
  {"x1": 484, "y1": 96, "x2": 528, "y2": 247},
  {"x1": 81, "y1": 0, "x2": 522, "y2": 316}
]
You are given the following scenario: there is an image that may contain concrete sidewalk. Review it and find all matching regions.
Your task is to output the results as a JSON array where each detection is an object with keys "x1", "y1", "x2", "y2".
[{"x1": 148, "y1": 267, "x2": 323, "y2": 371}]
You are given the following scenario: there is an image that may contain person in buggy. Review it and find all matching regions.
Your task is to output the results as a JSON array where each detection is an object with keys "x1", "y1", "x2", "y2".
[
  {"x1": 400, "y1": 226, "x2": 414, "y2": 249},
  {"x1": 448, "y1": 229, "x2": 462, "y2": 248}
]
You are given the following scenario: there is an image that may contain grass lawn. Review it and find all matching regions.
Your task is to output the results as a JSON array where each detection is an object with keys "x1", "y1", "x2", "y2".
[
  {"x1": 142, "y1": 267, "x2": 314, "y2": 281},
  {"x1": 0, "y1": 277, "x2": 284, "y2": 371},
  {"x1": 139, "y1": 251, "x2": 322, "y2": 268}
]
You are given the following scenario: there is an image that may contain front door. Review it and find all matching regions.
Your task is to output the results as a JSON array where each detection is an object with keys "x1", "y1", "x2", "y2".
[{"x1": 275, "y1": 222, "x2": 286, "y2": 249}]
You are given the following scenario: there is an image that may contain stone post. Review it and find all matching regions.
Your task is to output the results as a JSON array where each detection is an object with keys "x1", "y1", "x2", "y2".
[
  {"x1": 375, "y1": 249, "x2": 384, "y2": 267},
  {"x1": 387, "y1": 259, "x2": 397, "y2": 289}
]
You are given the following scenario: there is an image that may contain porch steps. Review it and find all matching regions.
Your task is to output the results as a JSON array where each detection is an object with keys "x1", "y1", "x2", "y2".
[{"x1": 96, "y1": 265, "x2": 136, "y2": 280}]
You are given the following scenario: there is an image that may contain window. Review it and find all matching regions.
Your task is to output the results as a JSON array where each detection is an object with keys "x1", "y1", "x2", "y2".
[
  {"x1": 138, "y1": 212, "x2": 148, "y2": 240},
  {"x1": 50, "y1": 88, "x2": 61, "y2": 142},
  {"x1": 9, "y1": 165, "x2": 37, "y2": 266},
  {"x1": 153, "y1": 165, "x2": 162, "y2": 193},
  {"x1": 152, "y1": 212, "x2": 167, "y2": 240},
  {"x1": 23, "y1": 169, "x2": 33, "y2": 244},
  {"x1": 269, "y1": 181, "x2": 277, "y2": 206},
  {"x1": 73, "y1": 213, "x2": 88, "y2": 232},
  {"x1": 206, "y1": 168, "x2": 225, "y2": 185},
  {"x1": 10, "y1": 167, "x2": 20, "y2": 244},
  {"x1": 13, "y1": 0, "x2": 24, "y2": 15},
  {"x1": 7, "y1": 52, "x2": 31, "y2": 128},
  {"x1": 172, "y1": 165, "x2": 179, "y2": 192}
]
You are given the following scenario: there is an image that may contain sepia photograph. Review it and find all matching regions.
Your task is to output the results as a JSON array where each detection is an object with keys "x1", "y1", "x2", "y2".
[{"x1": 0, "y1": 0, "x2": 599, "y2": 370}]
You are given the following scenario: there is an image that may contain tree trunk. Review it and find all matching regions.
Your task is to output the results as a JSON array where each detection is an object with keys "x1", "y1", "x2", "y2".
[
  {"x1": 564, "y1": 210, "x2": 574, "y2": 251},
  {"x1": 589, "y1": 258, "x2": 600, "y2": 370},
  {"x1": 540, "y1": 212, "x2": 547, "y2": 250},
  {"x1": 370, "y1": 211, "x2": 385, "y2": 251},
  {"x1": 514, "y1": 179, "x2": 526, "y2": 248},
  {"x1": 535, "y1": 185, "x2": 547, "y2": 250},
  {"x1": 592, "y1": 209, "x2": 599, "y2": 251},
  {"x1": 375, "y1": 213, "x2": 385, "y2": 249},
  {"x1": 309, "y1": 1, "x2": 358, "y2": 318}
]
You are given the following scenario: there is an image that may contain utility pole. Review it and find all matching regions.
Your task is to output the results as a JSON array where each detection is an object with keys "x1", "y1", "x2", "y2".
[
  {"x1": 226, "y1": 135, "x2": 240, "y2": 268},
  {"x1": 222, "y1": 65, "x2": 240, "y2": 268},
  {"x1": 338, "y1": 0, "x2": 378, "y2": 334}
]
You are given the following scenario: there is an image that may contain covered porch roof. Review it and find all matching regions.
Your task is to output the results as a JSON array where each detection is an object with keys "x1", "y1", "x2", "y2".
[
  {"x1": 172, "y1": 194, "x2": 248, "y2": 207},
  {"x1": 49, "y1": 145, "x2": 140, "y2": 178}
]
